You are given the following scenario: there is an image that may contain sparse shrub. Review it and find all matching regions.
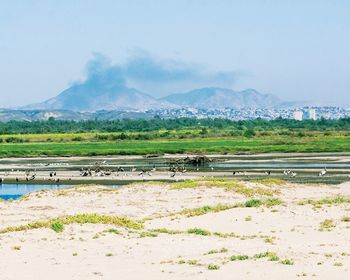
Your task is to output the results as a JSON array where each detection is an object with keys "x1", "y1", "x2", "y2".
[
  {"x1": 208, "y1": 264, "x2": 220, "y2": 270},
  {"x1": 51, "y1": 222, "x2": 64, "y2": 233},
  {"x1": 230, "y1": 255, "x2": 249, "y2": 261},
  {"x1": 253, "y1": 251, "x2": 279, "y2": 261},
  {"x1": 105, "y1": 228, "x2": 121, "y2": 234},
  {"x1": 139, "y1": 231, "x2": 158, "y2": 238},
  {"x1": 187, "y1": 228, "x2": 211, "y2": 236},
  {"x1": 187, "y1": 260, "x2": 198, "y2": 265},
  {"x1": 341, "y1": 216, "x2": 350, "y2": 222},
  {"x1": 245, "y1": 199, "x2": 262, "y2": 208},
  {"x1": 298, "y1": 197, "x2": 350, "y2": 206},
  {"x1": 319, "y1": 219, "x2": 336, "y2": 231},
  {"x1": 280, "y1": 259, "x2": 294, "y2": 265},
  {"x1": 206, "y1": 248, "x2": 228, "y2": 255},
  {"x1": 264, "y1": 198, "x2": 283, "y2": 207}
]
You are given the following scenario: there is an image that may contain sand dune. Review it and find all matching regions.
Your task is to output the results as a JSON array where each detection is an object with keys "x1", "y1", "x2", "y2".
[{"x1": 1, "y1": 181, "x2": 350, "y2": 279}]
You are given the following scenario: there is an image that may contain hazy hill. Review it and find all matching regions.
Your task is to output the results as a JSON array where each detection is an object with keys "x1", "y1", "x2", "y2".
[
  {"x1": 24, "y1": 83, "x2": 174, "y2": 112},
  {"x1": 160, "y1": 87, "x2": 283, "y2": 109},
  {"x1": 24, "y1": 82, "x2": 308, "y2": 112}
]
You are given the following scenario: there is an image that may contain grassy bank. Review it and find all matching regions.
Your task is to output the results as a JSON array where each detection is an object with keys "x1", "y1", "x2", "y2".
[{"x1": 0, "y1": 135, "x2": 350, "y2": 157}]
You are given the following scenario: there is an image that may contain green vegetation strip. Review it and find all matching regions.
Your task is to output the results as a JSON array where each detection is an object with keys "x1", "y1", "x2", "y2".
[
  {"x1": 176, "y1": 198, "x2": 283, "y2": 217},
  {"x1": 229, "y1": 252, "x2": 294, "y2": 265},
  {"x1": 1, "y1": 136, "x2": 350, "y2": 156},
  {"x1": 298, "y1": 197, "x2": 350, "y2": 206},
  {"x1": 168, "y1": 178, "x2": 281, "y2": 197},
  {"x1": 0, "y1": 214, "x2": 143, "y2": 234},
  {"x1": 0, "y1": 213, "x2": 275, "y2": 243},
  {"x1": 148, "y1": 227, "x2": 276, "y2": 241}
]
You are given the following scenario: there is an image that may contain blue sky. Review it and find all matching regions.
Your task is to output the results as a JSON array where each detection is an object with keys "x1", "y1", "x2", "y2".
[{"x1": 1, "y1": 0, "x2": 350, "y2": 107}]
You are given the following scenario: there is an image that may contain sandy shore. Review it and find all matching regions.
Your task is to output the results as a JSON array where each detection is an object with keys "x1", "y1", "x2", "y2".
[{"x1": 1, "y1": 180, "x2": 350, "y2": 279}]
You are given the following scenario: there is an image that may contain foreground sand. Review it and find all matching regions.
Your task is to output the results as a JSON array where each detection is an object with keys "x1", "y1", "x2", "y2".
[{"x1": 1, "y1": 180, "x2": 350, "y2": 279}]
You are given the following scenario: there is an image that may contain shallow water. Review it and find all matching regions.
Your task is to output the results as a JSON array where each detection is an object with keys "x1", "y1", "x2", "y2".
[
  {"x1": 0, "y1": 184, "x2": 121, "y2": 200},
  {"x1": 1, "y1": 154, "x2": 350, "y2": 188},
  {"x1": 0, "y1": 184, "x2": 71, "y2": 200},
  {"x1": 210, "y1": 162, "x2": 350, "y2": 169}
]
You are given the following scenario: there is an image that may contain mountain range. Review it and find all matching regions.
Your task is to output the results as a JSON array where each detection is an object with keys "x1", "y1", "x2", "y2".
[
  {"x1": 161, "y1": 88, "x2": 284, "y2": 109},
  {"x1": 24, "y1": 83, "x2": 174, "y2": 111},
  {"x1": 23, "y1": 83, "x2": 305, "y2": 112}
]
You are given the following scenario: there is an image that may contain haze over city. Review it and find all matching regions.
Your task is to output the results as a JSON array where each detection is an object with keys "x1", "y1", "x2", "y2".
[{"x1": 1, "y1": 0, "x2": 350, "y2": 108}]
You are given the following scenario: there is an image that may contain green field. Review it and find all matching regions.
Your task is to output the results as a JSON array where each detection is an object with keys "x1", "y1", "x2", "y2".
[
  {"x1": 1, "y1": 135, "x2": 350, "y2": 157},
  {"x1": 1, "y1": 118, "x2": 350, "y2": 157}
]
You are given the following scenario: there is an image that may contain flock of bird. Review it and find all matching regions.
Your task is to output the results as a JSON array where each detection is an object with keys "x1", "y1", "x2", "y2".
[
  {"x1": 79, "y1": 164, "x2": 188, "y2": 179},
  {"x1": 0, "y1": 163, "x2": 338, "y2": 184}
]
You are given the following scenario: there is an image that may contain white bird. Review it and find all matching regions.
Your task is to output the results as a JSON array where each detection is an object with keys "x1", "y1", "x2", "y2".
[{"x1": 319, "y1": 168, "x2": 327, "y2": 177}]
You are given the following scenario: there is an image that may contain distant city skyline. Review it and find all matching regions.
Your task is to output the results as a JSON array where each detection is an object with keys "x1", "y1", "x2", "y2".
[{"x1": 1, "y1": 0, "x2": 350, "y2": 107}]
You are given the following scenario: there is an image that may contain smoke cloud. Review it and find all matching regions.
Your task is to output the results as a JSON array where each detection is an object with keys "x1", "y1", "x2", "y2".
[{"x1": 78, "y1": 50, "x2": 237, "y2": 96}]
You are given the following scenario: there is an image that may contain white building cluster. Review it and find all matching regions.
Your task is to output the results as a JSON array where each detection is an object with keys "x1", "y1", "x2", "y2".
[
  {"x1": 293, "y1": 108, "x2": 317, "y2": 121},
  {"x1": 147, "y1": 106, "x2": 349, "y2": 121}
]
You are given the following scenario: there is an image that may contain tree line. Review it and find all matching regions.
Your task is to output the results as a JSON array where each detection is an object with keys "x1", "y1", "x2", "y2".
[{"x1": 0, "y1": 117, "x2": 350, "y2": 135}]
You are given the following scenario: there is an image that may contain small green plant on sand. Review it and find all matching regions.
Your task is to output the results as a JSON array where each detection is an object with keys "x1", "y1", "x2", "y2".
[
  {"x1": 264, "y1": 198, "x2": 283, "y2": 207},
  {"x1": 245, "y1": 199, "x2": 262, "y2": 208},
  {"x1": 208, "y1": 264, "x2": 220, "y2": 270},
  {"x1": 280, "y1": 259, "x2": 294, "y2": 265},
  {"x1": 139, "y1": 231, "x2": 158, "y2": 238},
  {"x1": 253, "y1": 251, "x2": 279, "y2": 261},
  {"x1": 105, "y1": 228, "x2": 121, "y2": 234},
  {"x1": 319, "y1": 219, "x2": 336, "y2": 231},
  {"x1": 230, "y1": 255, "x2": 249, "y2": 261},
  {"x1": 51, "y1": 222, "x2": 64, "y2": 233},
  {"x1": 205, "y1": 248, "x2": 228, "y2": 255}
]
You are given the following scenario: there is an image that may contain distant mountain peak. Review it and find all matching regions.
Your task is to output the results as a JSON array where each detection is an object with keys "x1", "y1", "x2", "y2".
[{"x1": 24, "y1": 83, "x2": 174, "y2": 112}]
